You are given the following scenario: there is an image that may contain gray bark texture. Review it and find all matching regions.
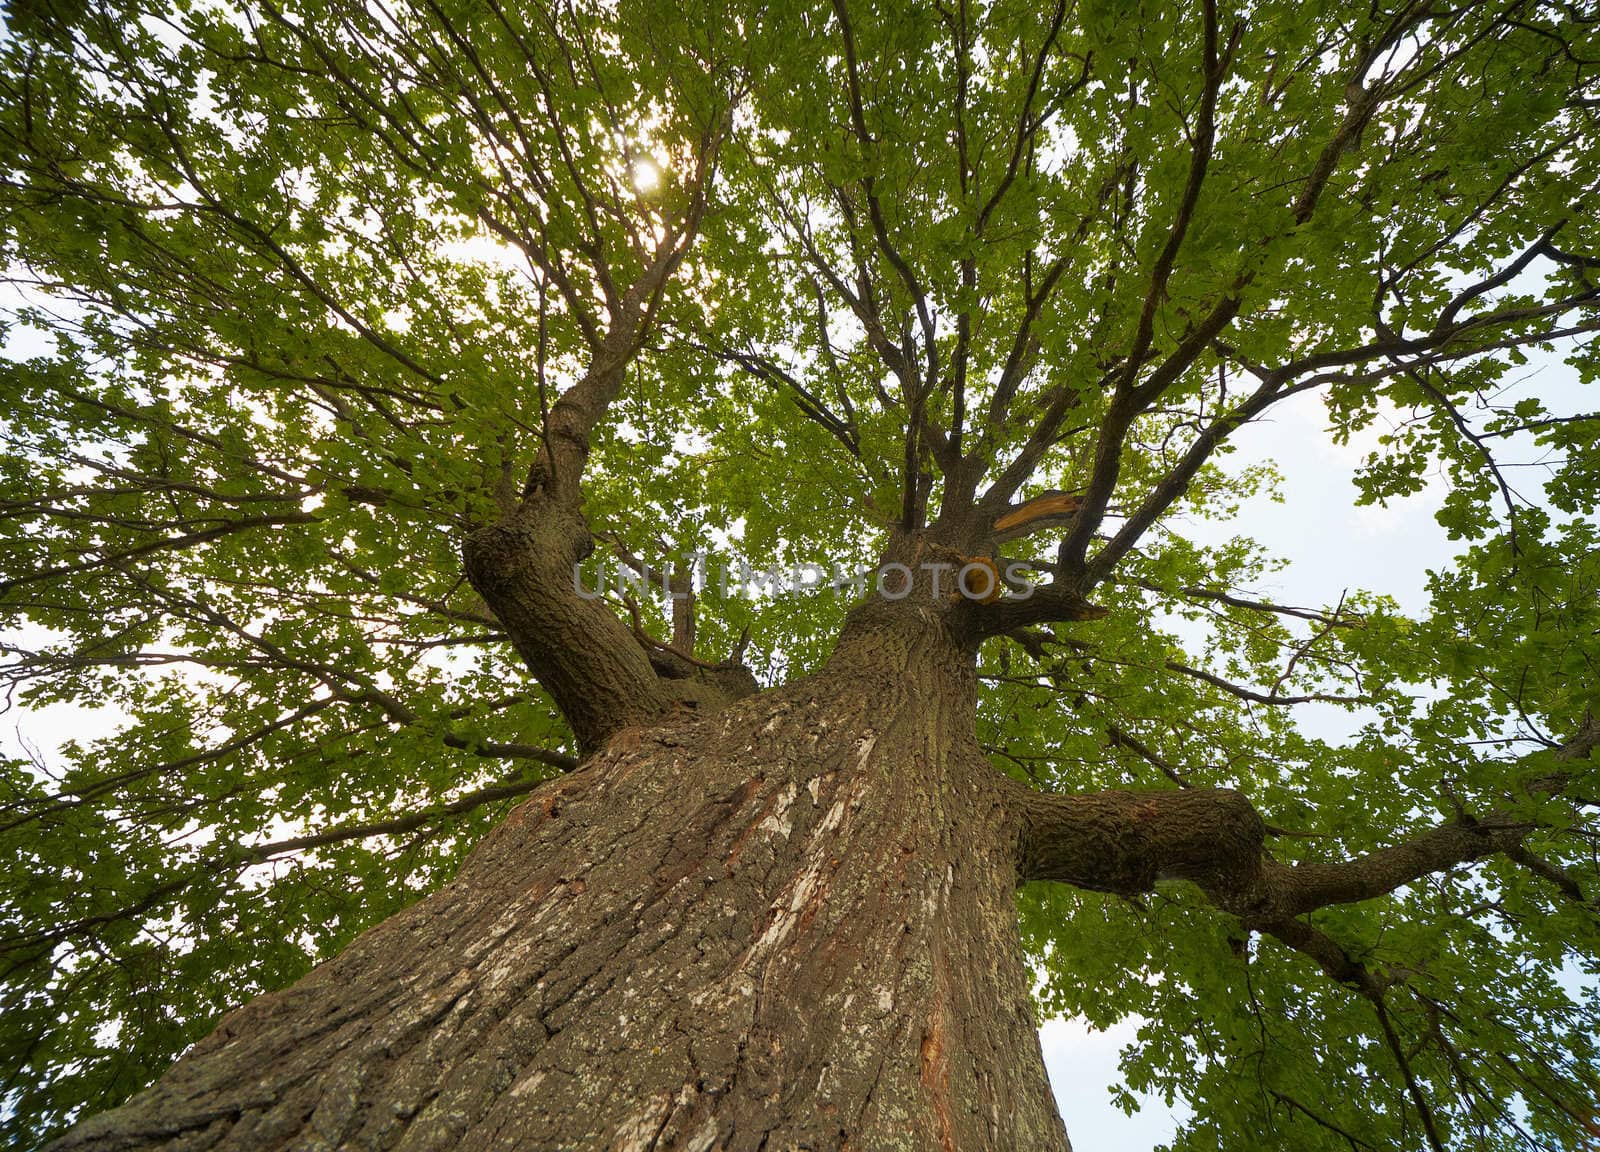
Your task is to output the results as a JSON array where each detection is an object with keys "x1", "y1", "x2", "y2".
[{"x1": 53, "y1": 607, "x2": 1073, "y2": 1151}]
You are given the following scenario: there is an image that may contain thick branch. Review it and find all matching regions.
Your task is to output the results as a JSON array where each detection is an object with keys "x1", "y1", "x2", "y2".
[
  {"x1": 461, "y1": 123, "x2": 741, "y2": 751},
  {"x1": 1013, "y1": 717, "x2": 1599, "y2": 922}
]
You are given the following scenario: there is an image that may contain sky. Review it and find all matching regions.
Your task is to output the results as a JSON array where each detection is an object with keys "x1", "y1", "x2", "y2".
[
  {"x1": 6, "y1": 2, "x2": 1599, "y2": 1142},
  {"x1": 1043, "y1": 383, "x2": 1457, "y2": 1148},
  {"x1": 1043, "y1": 349, "x2": 1589, "y2": 1149}
]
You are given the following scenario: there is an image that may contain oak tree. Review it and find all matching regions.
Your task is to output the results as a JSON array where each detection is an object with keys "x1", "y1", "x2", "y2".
[{"x1": 2, "y1": 0, "x2": 1599, "y2": 1147}]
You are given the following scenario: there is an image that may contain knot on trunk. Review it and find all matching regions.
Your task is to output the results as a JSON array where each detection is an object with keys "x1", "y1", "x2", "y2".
[
  {"x1": 462, "y1": 521, "x2": 540, "y2": 592},
  {"x1": 463, "y1": 512, "x2": 589, "y2": 594}
]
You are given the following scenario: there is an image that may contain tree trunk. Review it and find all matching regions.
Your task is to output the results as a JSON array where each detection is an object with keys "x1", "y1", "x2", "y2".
[{"x1": 55, "y1": 613, "x2": 1071, "y2": 1151}]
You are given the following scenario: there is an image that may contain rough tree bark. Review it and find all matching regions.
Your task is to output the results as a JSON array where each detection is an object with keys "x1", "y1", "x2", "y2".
[{"x1": 53, "y1": 585, "x2": 1075, "y2": 1151}]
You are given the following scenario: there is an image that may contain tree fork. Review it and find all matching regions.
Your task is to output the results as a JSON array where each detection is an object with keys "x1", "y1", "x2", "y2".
[{"x1": 462, "y1": 502, "x2": 756, "y2": 755}]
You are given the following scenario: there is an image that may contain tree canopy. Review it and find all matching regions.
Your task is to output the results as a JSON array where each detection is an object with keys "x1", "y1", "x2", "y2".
[{"x1": 2, "y1": 0, "x2": 1599, "y2": 1147}]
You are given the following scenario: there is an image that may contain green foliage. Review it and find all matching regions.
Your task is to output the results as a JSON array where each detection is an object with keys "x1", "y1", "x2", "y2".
[{"x1": 1, "y1": 0, "x2": 1598, "y2": 1148}]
